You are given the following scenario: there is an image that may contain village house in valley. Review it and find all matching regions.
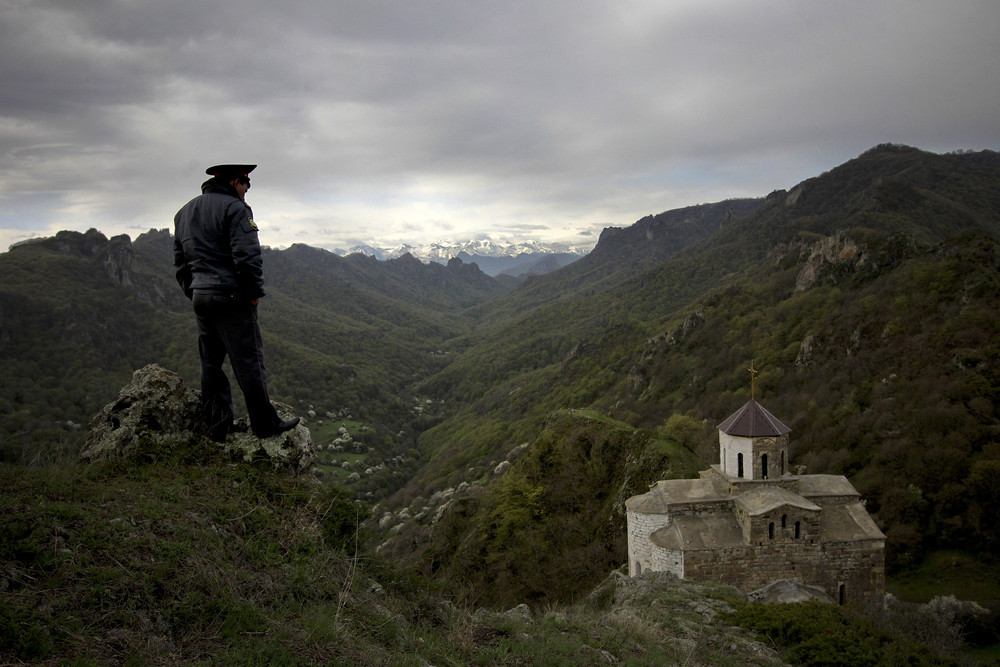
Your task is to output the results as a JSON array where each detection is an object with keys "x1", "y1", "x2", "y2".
[{"x1": 626, "y1": 398, "x2": 885, "y2": 603}]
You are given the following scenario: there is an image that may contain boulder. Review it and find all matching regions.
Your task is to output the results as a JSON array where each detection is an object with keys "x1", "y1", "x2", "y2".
[
  {"x1": 80, "y1": 364, "x2": 316, "y2": 474},
  {"x1": 221, "y1": 420, "x2": 315, "y2": 475},
  {"x1": 81, "y1": 363, "x2": 201, "y2": 459}
]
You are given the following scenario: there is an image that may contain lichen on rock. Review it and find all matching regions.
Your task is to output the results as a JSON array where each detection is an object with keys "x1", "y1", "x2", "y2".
[{"x1": 80, "y1": 363, "x2": 315, "y2": 474}]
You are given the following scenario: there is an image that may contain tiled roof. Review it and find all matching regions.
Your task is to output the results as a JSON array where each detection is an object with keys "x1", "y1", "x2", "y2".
[{"x1": 717, "y1": 399, "x2": 791, "y2": 437}]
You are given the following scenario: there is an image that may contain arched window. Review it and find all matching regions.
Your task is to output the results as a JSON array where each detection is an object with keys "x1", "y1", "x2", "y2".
[
  {"x1": 762, "y1": 453, "x2": 768, "y2": 480},
  {"x1": 781, "y1": 514, "x2": 787, "y2": 529},
  {"x1": 794, "y1": 521, "x2": 801, "y2": 539},
  {"x1": 722, "y1": 448, "x2": 727, "y2": 474},
  {"x1": 768, "y1": 522, "x2": 774, "y2": 540},
  {"x1": 839, "y1": 584, "x2": 846, "y2": 605},
  {"x1": 635, "y1": 562, "x2": 642, "y2": 575},
  {"x1": 781, "y1": 451, "x2": 786, "y2": 475},
  {"x1": 737, "y1": 453, "x2": 744, "y2": 478}
]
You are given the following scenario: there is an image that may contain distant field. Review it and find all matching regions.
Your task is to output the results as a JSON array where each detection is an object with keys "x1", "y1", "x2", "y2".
[{"x1": 308, "y1": 418, "x2": 369, "y2": 485}]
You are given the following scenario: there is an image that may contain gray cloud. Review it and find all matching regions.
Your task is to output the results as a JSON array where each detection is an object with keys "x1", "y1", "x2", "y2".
[{"x1": 1, "y1": 0, "x2": 998, "y2": 251}]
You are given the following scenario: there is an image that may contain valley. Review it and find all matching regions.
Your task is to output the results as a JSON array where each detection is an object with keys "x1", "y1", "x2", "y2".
[{"x1": 2, "y1": 144, "x2": 1000, "y2": 662}]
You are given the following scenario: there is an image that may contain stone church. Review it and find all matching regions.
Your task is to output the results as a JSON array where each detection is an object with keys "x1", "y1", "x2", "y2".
[{"x1": 626, "y1": 398, "x2": 885, "y2": 603}]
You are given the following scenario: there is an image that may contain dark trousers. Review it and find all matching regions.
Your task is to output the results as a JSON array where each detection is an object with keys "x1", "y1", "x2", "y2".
[{"x1": 192, "y1": 292, "x2": 281, "y2": 439}]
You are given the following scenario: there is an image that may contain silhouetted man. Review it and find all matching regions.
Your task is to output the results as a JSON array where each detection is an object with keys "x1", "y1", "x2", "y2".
[{"x1": 173, "y1": 163, "x2": 299, "y2": 440}]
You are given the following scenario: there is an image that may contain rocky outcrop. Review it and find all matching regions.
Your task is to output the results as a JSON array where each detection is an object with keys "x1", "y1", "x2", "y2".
[
  {"x1": 80, "y1": 364, "x2": 315, "y2": 474},
  {"x1": 104, "y1": 234, "x2": 137, "y2": 291},
  {"x1": 794, "y1": 333, "x2": 818, "y2": 367},
  {"x1": 587, "y1": 570, "x2": 782, "y2": 662},
  {"x1": 51, "y1": 228, "x2": 109, "y2": 257},
  {"x1": 795, "y1": 233, "x2": 866, "y2": 291},
  {"x1": 589, "y1": 199, "x2": 764, "y2": 267},
  {"x1": 794, "y1": 231, "x2": 918, "y2": 292},
  {"x1": 104, "y1": 233, "x2": 175, "y2": 306}
]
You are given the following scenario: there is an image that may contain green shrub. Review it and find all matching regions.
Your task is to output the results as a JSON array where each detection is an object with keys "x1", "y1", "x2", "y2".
[{"x1": 725, "y1": 601, "x2": 961, "y2": 666}]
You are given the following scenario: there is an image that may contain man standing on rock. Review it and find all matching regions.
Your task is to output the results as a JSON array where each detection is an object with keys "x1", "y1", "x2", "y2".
[{"x1": 173, "y1": 163, "x2": 299, "y2": 441}]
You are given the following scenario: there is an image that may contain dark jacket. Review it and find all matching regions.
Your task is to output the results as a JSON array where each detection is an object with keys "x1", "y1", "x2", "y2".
[{"x1": 173, "y1": 178, "x2": 265, "y2": 301}]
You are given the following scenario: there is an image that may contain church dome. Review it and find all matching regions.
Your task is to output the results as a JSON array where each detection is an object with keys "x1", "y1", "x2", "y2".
[{"x1": 717, "y1": 399, "x2": 791, "y2": 437}]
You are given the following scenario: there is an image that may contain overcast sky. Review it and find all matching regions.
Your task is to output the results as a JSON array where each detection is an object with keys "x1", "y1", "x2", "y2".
[{"x1": 1, "y1": 1, "x2": 998, "y2": 253}]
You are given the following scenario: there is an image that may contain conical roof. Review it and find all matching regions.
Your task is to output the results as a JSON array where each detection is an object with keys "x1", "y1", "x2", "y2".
[{"x1": 717, "y1": 399, "x2": 791, "y2": 437}]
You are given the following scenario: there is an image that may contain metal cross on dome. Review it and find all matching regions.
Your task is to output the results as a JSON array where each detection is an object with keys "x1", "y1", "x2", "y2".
[{"x1": 748, "y1": 359, "x2": 759, "y2": 399}]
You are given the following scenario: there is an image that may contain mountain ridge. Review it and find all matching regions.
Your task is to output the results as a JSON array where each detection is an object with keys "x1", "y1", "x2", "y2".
[
  {"x1": 382, "y1": 145, "x2": 1000, "y2": 603},
  {"x1": 3, "y1": 144, "x2": 1000, "y2": 620}
]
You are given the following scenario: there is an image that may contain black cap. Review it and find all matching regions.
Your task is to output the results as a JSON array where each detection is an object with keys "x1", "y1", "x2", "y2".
[{"x1": 205, "y1": 164, "x2": 257, "y2": 177}]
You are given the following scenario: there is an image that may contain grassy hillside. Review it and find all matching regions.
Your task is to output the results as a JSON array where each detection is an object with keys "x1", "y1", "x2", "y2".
[
  {"x1": 1, "y1": 449, "x2": 779, "y2": 666},
  {"x1": 1, "y1": 449, "x2": 984, "y2": 666}
]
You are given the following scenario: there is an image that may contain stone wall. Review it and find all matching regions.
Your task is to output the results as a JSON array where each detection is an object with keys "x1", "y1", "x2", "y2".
[
  {"x1": 751, "y1": 435, "x2": 788, "y2": 480},
  {"x1": 718, "y1": 434, "x2": 789, "y2": 480},
  {"x1": 665, "y1": 538, "x2": 884, "y2": 601},
  {"x1": 626, "y1": 509, "x2": 670, "y2": 576},
  {"x1": 727, "y1": 476, "x2": 800, "y2": 496},
  {"x1": 807, "y1": 494, "x2": 860, "y2": 507},
  {"x1": 819, "y1": 539, "x2": 886, "y2": 604},
  {"x1": 744, "y1": 508, "x2": 821, "y2": 543},
  {"x1": 666, "y1": 499, "x2": 732, "y2": 518},
  {"x1": 649, "y1": 546, "x2": 684, "y2": 578}
]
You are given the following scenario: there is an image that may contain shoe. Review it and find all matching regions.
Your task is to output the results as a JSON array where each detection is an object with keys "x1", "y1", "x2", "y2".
[
  {"x1": 254, "y1": 416, "x2": 300, "y2": 439},
  {"x1": 209, "y1": 429, "x2": 230, "y2": 443},
  {"x1": 276, "y1": 416, "x2": 300, "y2": 433},
  {"x1": 207, "y1": 420, "x2": 236, "y2": 442}
]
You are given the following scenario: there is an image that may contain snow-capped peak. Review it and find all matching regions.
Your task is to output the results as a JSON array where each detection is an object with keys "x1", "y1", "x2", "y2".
[{"x1": 337, "y1": 239, "x2": 590, "y2": 262}]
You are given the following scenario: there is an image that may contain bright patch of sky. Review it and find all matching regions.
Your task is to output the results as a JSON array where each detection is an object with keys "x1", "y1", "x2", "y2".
[{"x1": 1, "y1": 0, "x2": 997, "y2": 252}]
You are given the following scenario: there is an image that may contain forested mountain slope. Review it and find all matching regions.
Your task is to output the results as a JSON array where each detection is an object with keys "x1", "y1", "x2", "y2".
[
  {"x1": 391, "y1": 145, "x2": 1000, "y2": 593},
  {"x1": 3, "y1": 144, "x2": 999, "y2": 606},
  {"x1": 463, "y1": 197, "x2": 764, "y2": 328},
  {"x1": 0, "y1": 229, "x2": 509, "y2": 464}
]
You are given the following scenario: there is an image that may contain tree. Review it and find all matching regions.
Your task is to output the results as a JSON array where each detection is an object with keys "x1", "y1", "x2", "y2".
[{"x1": 658, "y1": 413, "x2": 704, "y2": 450}]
